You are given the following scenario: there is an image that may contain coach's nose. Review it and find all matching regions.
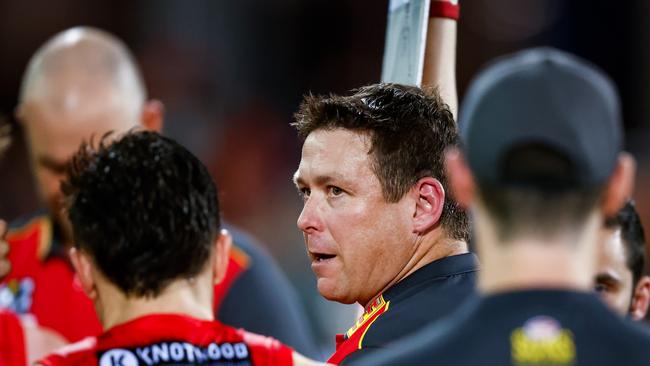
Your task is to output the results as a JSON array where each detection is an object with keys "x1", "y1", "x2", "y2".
[{"x1": 297, "y1": 194, "x2": 323, "y2": 235}]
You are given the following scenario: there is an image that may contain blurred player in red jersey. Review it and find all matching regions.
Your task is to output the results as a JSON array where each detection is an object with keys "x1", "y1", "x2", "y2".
[
  {"x1": 0, "y1": 125, "x2": 66, "y2": 366},
  {"x1": 0, "y1": 123, "x2": 10, "y2": 280},
  {"x1": 37, "y1": 131, "x2": 324, "y2": 366},
  {"x1": 0, "y1": 125, "x2": 28, "y2": 366},
  {"x1": 1, "y1": 26, "x2": 318, "y2": 361}
]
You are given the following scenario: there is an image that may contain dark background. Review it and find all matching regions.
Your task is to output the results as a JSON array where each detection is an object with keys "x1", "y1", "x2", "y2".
[{"x1": 1, "y1": 0, "x2": 649, "y2": 349}]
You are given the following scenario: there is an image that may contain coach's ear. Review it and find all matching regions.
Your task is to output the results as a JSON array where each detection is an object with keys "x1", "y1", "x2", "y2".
[
  {"x1": 141, "y1": 99, "x2": 164, "y2": 132},
  {"x1": 412, "y1": 177, "x2": 445, "y2": 234},
  {"x1": 445, "y1": 148, "x2": 475, "y2": 209},
  {"x1": 602, "y1": 152, "x2": 636, "y2": 217},
  {"x1": 213, "y1": 230, "x2": 233, "y2": 285},
  {"x1": 69, "y1": 247, "x2": 98, "y2": 300}
]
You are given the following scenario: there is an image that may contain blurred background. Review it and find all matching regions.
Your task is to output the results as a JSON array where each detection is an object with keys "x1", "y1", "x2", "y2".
[{"x1": 0, "y1": 0, "x2": 649, "y2": 351}]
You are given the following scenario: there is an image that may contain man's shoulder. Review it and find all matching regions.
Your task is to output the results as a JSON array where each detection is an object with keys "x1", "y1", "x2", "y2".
[
  {"x1": 359, "y1": 269, "x2": 477, "y2": 349},
  {"x1": 222, "y1": 224, "x2": 282, "y2": 278},
  {"x1": 363, "y1": 295, "x2": 650, "y2": 366},
  {"x1": 332, "y1": 273, "x2": 477, "y2": 365},
  {"x1": 6, "y1": 212, "x2": 55, "y2": 265},
  {"x1": 579, "y1": 312, "x2": 650, "y2": 354},
  {"x1": 226, "y1": 225, "x2": 268, "y2": 264},
  {"x1": 7, "y1": 213, "x2": 49, "y2": 244}
]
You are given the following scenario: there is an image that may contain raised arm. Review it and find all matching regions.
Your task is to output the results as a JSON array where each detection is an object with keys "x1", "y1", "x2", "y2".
[{"x1": 422, "y1": 0, "x2": 459, "y2": 117}]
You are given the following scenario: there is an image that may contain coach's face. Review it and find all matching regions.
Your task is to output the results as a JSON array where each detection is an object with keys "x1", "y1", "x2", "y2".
[{"x1": 295, "y1": 128, "x2": 415, "y2": 306}]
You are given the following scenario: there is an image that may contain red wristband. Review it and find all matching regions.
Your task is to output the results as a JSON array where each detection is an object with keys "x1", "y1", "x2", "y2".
[{"x1": 429, "y1": 1, "x2": 460, "y2": 20}]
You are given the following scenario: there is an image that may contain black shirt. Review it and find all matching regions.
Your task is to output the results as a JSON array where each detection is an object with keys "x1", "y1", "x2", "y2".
[
  {"x1": 352, "y1": 289, "x2": 650, "y2": 366},
  {"x1": 334, "y1": 253, "x2": 478, "y2": 365},
  {"x1": 222, "y1": 226, "x2": 320, "y2": 358}
]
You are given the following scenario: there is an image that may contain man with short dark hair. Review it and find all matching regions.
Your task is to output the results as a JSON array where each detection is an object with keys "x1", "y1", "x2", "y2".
[
  {"x1": 38, "y1": 131, "x2": 324, "y2": 366},
  {"x1": 595, "y1": 201, "x2": 650, "y2": 319},
  {"x1": 291, "y1": 3, "x2": 476, "y2": 362},
  {"x1": 292, "y1": 82, "x2": 477, "y2": 365},
  {"x1": 353, "y1": 47, "x2": 650, "y2": 366}
]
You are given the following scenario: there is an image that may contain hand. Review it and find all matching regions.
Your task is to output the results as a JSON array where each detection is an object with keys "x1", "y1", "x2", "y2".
[{"x1": 0, "y1": 220, "x2": 10, "y2": 278}]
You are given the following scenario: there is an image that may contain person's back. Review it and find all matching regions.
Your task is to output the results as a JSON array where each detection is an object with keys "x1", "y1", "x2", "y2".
[
  {"x1": 37, "y1": 131, "x2": 324, "y2": 366},
  {"x1": 372, "y1": 290, "x2": 650, "y2": 365},
  {"x1": 352, "y1": 48, "x2": 650, "y2": 366}
]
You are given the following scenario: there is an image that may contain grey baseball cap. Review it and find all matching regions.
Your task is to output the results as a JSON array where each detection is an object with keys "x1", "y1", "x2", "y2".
[{"x1": 459, "y1": 47, "x2": 622, "y2": 189}]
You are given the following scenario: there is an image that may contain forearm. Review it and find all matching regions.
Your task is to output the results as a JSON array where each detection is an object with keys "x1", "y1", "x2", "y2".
[{"x1": 422, "y1": 1, "x2": 459, "y2": 118}]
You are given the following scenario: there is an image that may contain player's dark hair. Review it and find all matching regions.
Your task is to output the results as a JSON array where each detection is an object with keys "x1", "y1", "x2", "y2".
[
  {"x1": 477, "y1": 144, "x2": 603, "y2": 242},
  {"x1": 605, "y1": 201, "x2": 646, "y2": 285},
  {"x1": 62, "y1": 131, "x2": 220, "y2": 297},
  {"x1": 293, "y1": 83, "x2": 469, "y2": 241}
]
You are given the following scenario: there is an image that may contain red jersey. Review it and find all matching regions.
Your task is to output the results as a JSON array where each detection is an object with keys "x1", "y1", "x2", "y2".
[
  {"x1": 0, "y1": 215, "x2": 250, "y2": 343},
  {"x1": 39, "y1": 314, "x2": 294, "y2": 366},
  {"x1": 0, "y1": 310, "x2": 27, "y2": 366}
]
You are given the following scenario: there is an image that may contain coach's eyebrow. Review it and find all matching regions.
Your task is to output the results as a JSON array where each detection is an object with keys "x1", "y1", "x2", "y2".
[
  {"x1": 293, "y1": 171, "x2": 357, "y2": 192},
  {"x1": 293, "y1": 173, "x2": 305, "y2": 188}
]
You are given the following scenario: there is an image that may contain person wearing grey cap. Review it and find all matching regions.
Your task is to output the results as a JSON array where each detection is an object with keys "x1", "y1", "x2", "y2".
[{"x1": 349, "y1": 47, "x2": 650, "y2": 366}]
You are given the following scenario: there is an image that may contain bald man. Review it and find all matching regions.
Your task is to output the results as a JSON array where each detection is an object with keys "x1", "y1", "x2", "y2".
[{"x1": 0, "y1": 27, "x2": 318, "y2": 360}]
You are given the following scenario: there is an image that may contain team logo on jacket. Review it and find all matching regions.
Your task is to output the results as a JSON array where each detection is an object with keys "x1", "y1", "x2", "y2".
[
  {"x1": 345, "y1": 295, "x2": 388, "y2": 338},
  {"x1": 510, "y1": 316, "x2": 576, "y2": 366},
  {"x1": 100, "y1": 349, "x2": 139, "y2": 366},
  {"x1": 97, "y1": 341, "x2": 251, "y2": 366}
]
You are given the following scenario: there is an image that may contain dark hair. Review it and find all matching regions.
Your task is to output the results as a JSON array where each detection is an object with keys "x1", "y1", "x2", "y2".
[
  {"x1": 477, "y1": 144, "x2": 603, "y2": 242},
  {"x1": 605, "y1": 201, "x2": 646, "y2": 285},
  {"x1": 292, "y1": 83, "x2": 469, "y2": 241},
  {"x1": 62, "y1": 131, "x2": 220, "y2": 297}
]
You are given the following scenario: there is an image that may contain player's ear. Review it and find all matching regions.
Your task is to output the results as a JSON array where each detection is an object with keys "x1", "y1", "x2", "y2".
[
  {"x1": 140, "y1": 99, "x2": 164, "y2": 132},
  {"x1": 412, "y1": 177, "x2": 445, "y2": 234},
  {"x1": 212, "y1": 229, "x2": 233, "y2": 285},
  {"x1": 602, "y1": 152, "x2": 636, "y2": 217},
  {"x1": 630, "y1": 276, "x2": 650, "y2": 321},
  {"x1": 69, "y1": 247, "x2": 98, "y2": 300},
  {"x1": 445, "y1": 147, "x2": 475, "y2": 209}
]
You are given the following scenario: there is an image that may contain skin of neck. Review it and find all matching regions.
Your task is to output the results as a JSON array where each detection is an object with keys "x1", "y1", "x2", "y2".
[
  {"x1": 94, "y1": 266, "x2": 215, "y2": 330},
  {"x1": 362, "y1": 228, "x2": 468, "y2": 308},
  {"x1": 474, "y1": 201, "x2": 601, "y2": 295}
]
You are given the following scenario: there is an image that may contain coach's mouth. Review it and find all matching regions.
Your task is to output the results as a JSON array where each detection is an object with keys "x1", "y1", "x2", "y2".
[{"x1": 309, "y1": 251, "x2": 336, "y2": 263}]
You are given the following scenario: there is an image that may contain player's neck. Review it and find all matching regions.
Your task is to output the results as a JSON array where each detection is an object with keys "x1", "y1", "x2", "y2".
[
  {"x1": 477, "y1": 216, "x2": 600, "y2": 295},
  {"x1": 99, "y1": 277, "x2": 215, "y2": 330},
  {"x1": 361, "y1": 230, "x2": 468, "y2": 308}
]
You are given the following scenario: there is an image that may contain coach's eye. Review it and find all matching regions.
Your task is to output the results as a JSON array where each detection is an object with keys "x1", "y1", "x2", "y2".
[
  {"x1": 328, "y1": 186, "x2": 344, "y2": 196},
  {"x1": 299, "y1": 188, "x2": 311, "y2": 200}
]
